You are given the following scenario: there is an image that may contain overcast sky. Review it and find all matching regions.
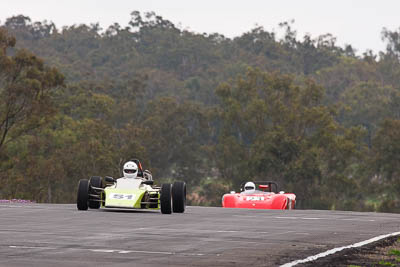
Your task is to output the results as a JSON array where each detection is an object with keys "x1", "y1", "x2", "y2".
[{"x1": 1, "y1": 0, "x2": 399, "y2": 54}]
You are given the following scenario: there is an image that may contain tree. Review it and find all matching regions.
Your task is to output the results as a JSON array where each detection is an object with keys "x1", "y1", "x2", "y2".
[
  {"x1": 214, "y1": 68, "x2": 362, "y2": 208},
  {"x1": 141, "y1": 97, "x2": 210, "y2": 186},
  {"x1": 368, "y1": 119, "x2": 400, "y2": 212},
  {"x1": 0, "y1": 27, "x2": 64, "y2": 151}
]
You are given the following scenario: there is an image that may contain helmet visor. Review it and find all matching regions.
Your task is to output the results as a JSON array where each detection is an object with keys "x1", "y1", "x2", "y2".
[
  {"x1": 124, "y1": 169, "x2": 137, "y2": 174},
  {"x1": 245, "y1": 186, "x2": 255, "y2": 190}
]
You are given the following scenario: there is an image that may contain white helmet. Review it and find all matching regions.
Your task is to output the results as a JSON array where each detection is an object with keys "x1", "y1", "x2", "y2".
[
  {"x1": 123, "y1": 161, "x2": 138, "y2": 178},
  {"x1": 244, "y1": 182, "x2": 256, "y2": 193}
]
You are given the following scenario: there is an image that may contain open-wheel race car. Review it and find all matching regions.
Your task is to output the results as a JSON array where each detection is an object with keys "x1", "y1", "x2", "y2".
[
  {"x1": 76, "y1": 159, "x2": 186, "y2": 214},
  {"x1": 222, "y1": 181, "x2": 296, "y2": 210}
]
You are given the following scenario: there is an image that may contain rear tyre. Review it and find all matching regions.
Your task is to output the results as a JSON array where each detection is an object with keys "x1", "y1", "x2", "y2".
[
  {"x1": 88, "y1": 176, "x2": 102, "y2": 209},
  {"x1": 172, "y1": 181, "x2": 186, "y2": 213},
  {"x1": 77, "y1": 179, "x2": 89, "y2": 210},
  {"x1": 160, "y1": 183, "x2": 172, "y2": 214}
]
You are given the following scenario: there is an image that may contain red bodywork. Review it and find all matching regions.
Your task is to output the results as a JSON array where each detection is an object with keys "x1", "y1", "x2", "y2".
[{"x1": 222, "y1": 182, "x2": 296, "y2": 209}]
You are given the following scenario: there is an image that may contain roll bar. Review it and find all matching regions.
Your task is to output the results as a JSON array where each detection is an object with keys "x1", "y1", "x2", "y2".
[{"x1": 240, "y1": 181, "x2": 279, "y2": 193}]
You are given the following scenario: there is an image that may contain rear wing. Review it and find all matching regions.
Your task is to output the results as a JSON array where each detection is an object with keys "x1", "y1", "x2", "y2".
[{"x1": 240, "y1": 181, "x2": 279, "y2": 193}]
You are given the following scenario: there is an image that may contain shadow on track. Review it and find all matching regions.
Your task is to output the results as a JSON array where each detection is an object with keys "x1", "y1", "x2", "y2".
[{"x1": 100, "y1": 208, "x2": 160, "y2": 214}]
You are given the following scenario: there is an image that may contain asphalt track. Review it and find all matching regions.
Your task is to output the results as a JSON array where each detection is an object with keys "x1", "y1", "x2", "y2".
[{"x1": 1, "y1": 204, "x2": 400, "y2": 267}]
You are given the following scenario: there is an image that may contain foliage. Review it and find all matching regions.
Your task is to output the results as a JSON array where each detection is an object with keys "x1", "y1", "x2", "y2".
[
  {"x1": 0, "y1": 12, "x2": 400, "y2": 211},
  {"x1": 214, "y1": 68, "x2": 362, "y2": 208},
  {"x1": 0, "y1": 27, "x2": 64, "y2": 151},
  {"x1": 388, "y1": 249, "x2": 400, "y2": 256}
]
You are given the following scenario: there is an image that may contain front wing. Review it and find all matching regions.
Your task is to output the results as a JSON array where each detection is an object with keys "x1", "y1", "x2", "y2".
[{"x1": 102, "y1": 188, "x2": 159, "y2": 209}]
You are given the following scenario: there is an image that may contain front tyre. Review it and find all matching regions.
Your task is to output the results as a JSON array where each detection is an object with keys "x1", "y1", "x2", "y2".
[
  {"x1": 77, "y1": 179, "x2": 89, "y2": 210},
  {"x1": 172, "y1": 181, "x2": 186, "y2": 213},
  {"x1": 160, "y1": 183, "x2": 172, "y2": 214},
  {"x1": 88, "y1": 176, "x2": 102, "y2": 209}
]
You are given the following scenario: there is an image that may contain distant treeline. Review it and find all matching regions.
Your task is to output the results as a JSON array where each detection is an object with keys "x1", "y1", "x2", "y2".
[{"x1": 1, "y1": 12, "x2": 400, "y2": 211}]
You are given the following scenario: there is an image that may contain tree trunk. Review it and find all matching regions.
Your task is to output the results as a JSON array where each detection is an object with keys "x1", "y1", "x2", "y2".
[{"x1": 47, "y1": 178, "x2": 52, "y2": 203}]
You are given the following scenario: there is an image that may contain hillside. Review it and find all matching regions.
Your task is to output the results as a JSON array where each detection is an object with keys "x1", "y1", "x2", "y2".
[{"x1": 1, "y1": 12, "x2": 400, "y2": 211}]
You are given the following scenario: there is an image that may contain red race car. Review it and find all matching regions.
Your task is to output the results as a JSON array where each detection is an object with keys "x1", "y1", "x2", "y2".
[{"x1": 222, "y1": 181, "x2": 296, "y2": 209}]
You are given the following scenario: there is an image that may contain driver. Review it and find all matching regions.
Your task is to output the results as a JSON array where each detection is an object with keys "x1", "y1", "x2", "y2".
[
  {"x1": 122, "y1": 161, "x2": 139, "y2": 179},
  {"x1": 121, "y1": 160, "x2": 153, "y2": 181},
  {"x1": 243, "y1": 181, "x2": 256, "y2": 194}
]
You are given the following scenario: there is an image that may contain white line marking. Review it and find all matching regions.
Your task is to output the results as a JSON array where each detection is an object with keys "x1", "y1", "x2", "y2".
[
  {"x1": 131, "y1": 227, "x2": 263, "y2": 235},
  {"x1": 274, "y1": 216, "x2": 376, "y2": 222},
  {"x1": 341, "y1": 218, "x2": 375, "y2": 222},
  {"x1": 9, "y1": 245, "x2": 56, "y2": 249},
  {"x1": 120, "y1": 250, "x2": 173, "y2": 255},
  {"x1": 218, "y1": 240, "x2": 276, "y2": 245},
  {"x1": 9, "y1": 246, "x2": 203, "y2": 256},
  {"x1": 91, "y1": 249, "x2": 173, "y2": 255},
  {"x1": 118, "y1": 250, "x2": 131, "y2": 254},
  {"x1": 91, "y1": 249, "x2": 204, "y2": 256},
  {"x1": 92, "y1": 249, "x2": 115, "y2": 253},
  {"x1": 280, "y1": 231, "x2": 400, "y2": 267}
]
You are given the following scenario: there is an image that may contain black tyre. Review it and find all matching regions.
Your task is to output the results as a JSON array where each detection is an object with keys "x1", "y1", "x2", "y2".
[
  {"x1": 88, "y1": 176, "x2": 102, "y2": 209},
  {"x1": 160, "y1": 183, "x2": 172, "y2": 214},
  {"x1": 77, "y1": 179, "x2": 89, "y2": 210},
  {"x1": 172, "y1": 181, "x2": 186, "y2": 213},
  {"x1": 90, "y1": 176, "x2": 102, "y2": 188}
]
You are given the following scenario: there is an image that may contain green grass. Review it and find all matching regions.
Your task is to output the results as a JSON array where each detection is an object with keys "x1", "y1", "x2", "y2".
[
  {"x1": 388, "y1": 249, "x2": 400, "y2": 256},
  {"x1": 378, "y1": 260, "x2": 396, "y2": 266}
]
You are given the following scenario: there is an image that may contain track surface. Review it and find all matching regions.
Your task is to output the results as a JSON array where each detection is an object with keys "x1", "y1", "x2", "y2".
[{"x1": 1, "y1": 204, "x2": 400, "y2": 267}]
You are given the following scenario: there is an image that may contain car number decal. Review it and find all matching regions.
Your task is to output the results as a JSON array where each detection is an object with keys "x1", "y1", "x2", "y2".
[
  {"x1": 110, "y1": 193, "x2": 134, "y2": 200},
  {"x1": 246, "y1": 196, "x2": 265, "y2": 201}
]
